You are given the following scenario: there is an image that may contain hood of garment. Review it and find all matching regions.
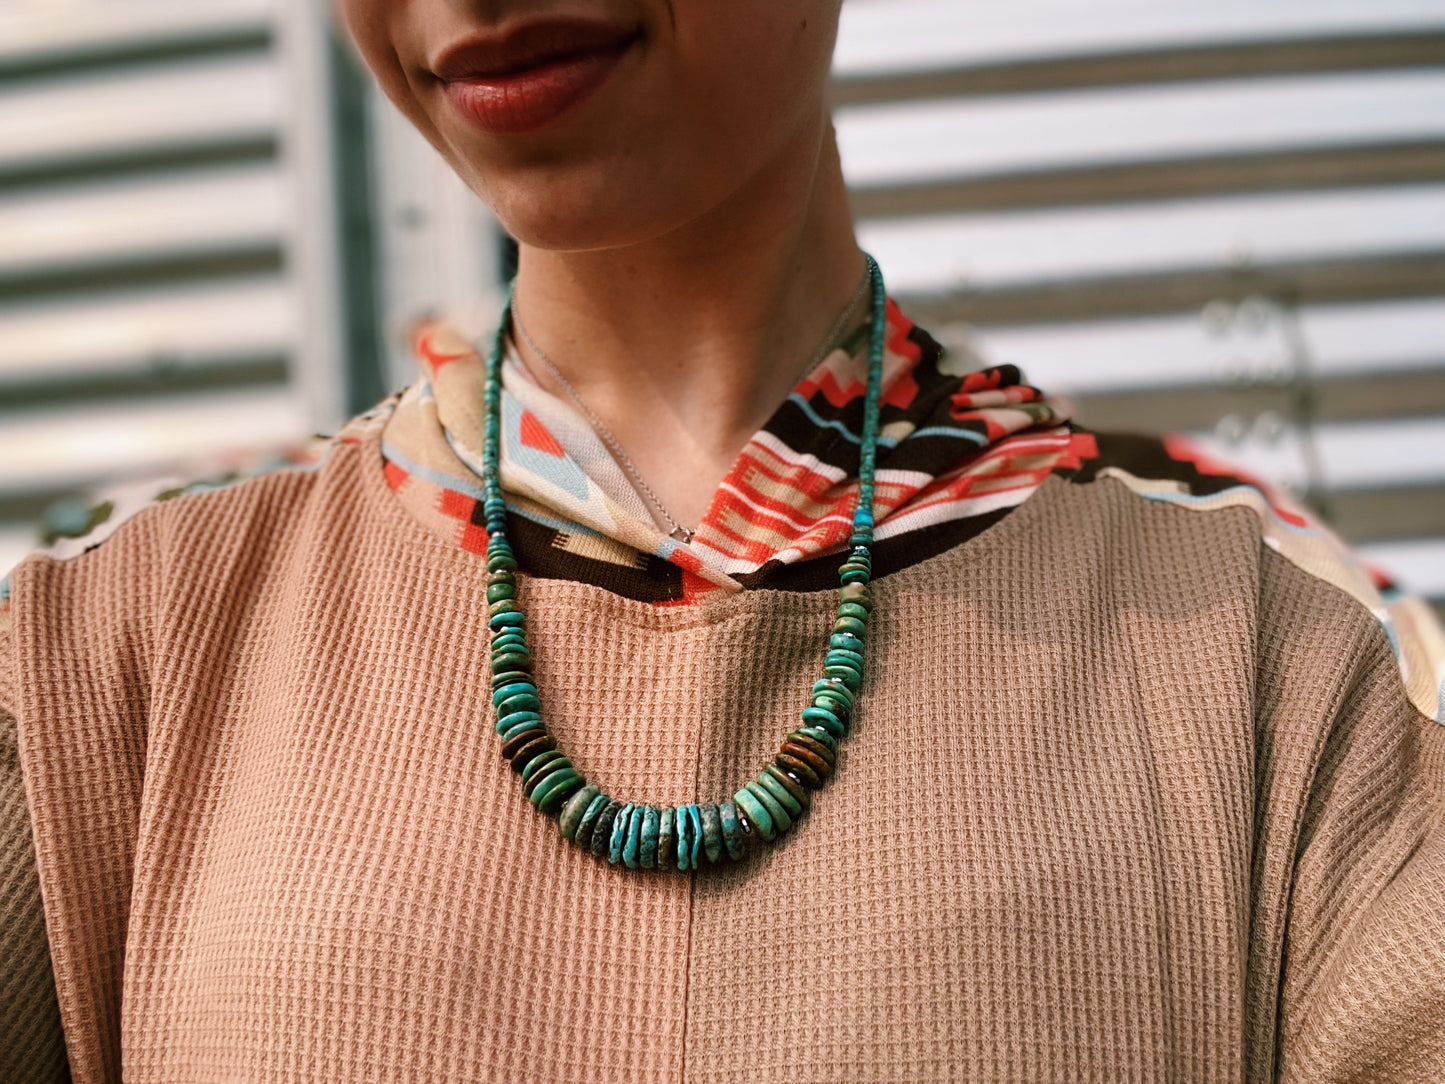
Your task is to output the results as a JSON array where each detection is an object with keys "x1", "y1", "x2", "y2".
[{"x1": 379, "y1": 298, "x2": 1093, "y2": 603}]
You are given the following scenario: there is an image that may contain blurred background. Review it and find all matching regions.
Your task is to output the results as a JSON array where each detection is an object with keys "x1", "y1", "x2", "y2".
[{"x1": 1, "y1": 0, "x2": 1442, "y2": 617}]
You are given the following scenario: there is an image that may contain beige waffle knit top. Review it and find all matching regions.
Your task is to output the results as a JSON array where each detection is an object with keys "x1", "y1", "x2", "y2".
[{"x1": 3, "y1": 404, "x2": 1445, "y2": 1081}]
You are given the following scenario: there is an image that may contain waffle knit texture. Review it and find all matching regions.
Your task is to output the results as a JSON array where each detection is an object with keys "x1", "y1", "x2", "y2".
[{"x1": 2, "y1": 414, "x2": 1443, "y2": 1082}]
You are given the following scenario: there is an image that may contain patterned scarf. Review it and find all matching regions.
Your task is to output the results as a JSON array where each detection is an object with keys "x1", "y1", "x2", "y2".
[{"x1": 380, "y1": 300, "x2": 1093, "y2": 604}]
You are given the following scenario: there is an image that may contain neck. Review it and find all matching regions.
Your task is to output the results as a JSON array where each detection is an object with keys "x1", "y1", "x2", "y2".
[{"x1": 511, "y1": 123, "x2": 865, "y2": 532}]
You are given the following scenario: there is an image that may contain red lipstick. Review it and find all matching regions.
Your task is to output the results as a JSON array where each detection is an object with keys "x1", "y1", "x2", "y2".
[{"x1": 435, "y1": 19, "x2": 640, "y2": 136}]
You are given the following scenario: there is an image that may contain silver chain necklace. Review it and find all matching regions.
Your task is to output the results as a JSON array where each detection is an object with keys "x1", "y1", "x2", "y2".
[{"x1": 510, "y1": 265, "x2": 874, "y2": 545}]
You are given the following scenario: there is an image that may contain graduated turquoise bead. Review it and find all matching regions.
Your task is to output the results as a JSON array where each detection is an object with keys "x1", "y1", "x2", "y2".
[
  {"x1": 686, "y1": 805, "x2": 704, "y2": 870},
  {"x1": 733, "y1": 787, "x2": 775, "y2": 841},
  {"x1": 558, "y1": 784, "x2": 601, "y2": 839},
  {"x1": 623, "y1": 805, "x2": 645, "y2": 868},
  {"x1": 499, "y1": 717, "x2": 546, "y2": 744},
  {"x1": 639, "y1": 806, "x2": 661, "y2": 869},
  {"x1": 811, "y1": 678, "x2": 854, "y2": 706},
  {"x1": 719, "y1": 801, "x2": 745, "y2": 860},
  {"x1": 746, "y1": 780, "x2": 792, "y2": 834},
  {"x1": 675, "y1": 806, "x2": 693, "y2": 871},
  {"x1": 756, "y1": 770, "x2": 804, "y2": 818},
  {"x1": 520, "y1": 749, "x2": 565, "y2": 786},
  {"x1": 657, "y1": 806, "x2": 675, "y2": 870},
  {"x1": 795, "y1": 725, "x2": 839, "y2": 753},
  {"x1": 488, "y1": 610, "x2": 525, "y2": 631},
  {"x1": 532, "y1": 769, "x2": 583, "y2": 814},
  {"x1": 495, "y1": 709, "x2": 542, "y2": 734},
  {"x1": 609, "y1": 804, "x2": 635, "y2": 865},
  {"x1": 574, "y1": 792, "x2": 611, "y2": 851},
  {"x1": 836, "y1": 602, "x2": 869, "y2": 623},
  {"x1": 497, "y1": 691, "x2": 542, "y2": 716},
  {"x1": 699, "y1": 804, "x2": 723, "y2": 863}
]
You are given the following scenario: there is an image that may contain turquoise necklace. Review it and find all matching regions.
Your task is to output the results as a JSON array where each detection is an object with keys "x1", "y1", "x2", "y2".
[{"x1": 480, "y1": 254, "x2": 887, "y2": 870}]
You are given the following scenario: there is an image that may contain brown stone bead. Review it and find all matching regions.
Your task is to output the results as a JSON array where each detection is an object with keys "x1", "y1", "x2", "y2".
[
  {"x1": 499, "y1": 726, "x2": 547, "y2": 760},
  {"x1": 780, "y1": 742, "x2": 832, "y2": 781},
  {"x1": 763, "y1": 764, "x2": 810, "y2": 807},
  {"x1": 776, "y1": 752, "x2": 824, "y2": 789},
  {"x1": 507, "y1": 734, "x2": 556, "y2": 772},
  {"x1": 839, "y1": 582, "x2": 872, "y2": 610},
  {"x1": 787, "y1": 731, "x2": 837, "y2": 766}
]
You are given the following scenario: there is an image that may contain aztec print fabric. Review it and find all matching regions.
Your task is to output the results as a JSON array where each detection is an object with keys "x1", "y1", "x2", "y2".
[{"x1": 380, "y1": 300, "x2": 1093, "y2": 604}]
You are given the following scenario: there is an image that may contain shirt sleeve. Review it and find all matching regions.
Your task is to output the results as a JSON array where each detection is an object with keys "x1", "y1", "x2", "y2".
[
  {"x1": 0, "y1": 705, "x2": 71, "y2": 1082},
  {"x1": 1252, "y1": 545, "x2": 1445, "y2": 1081},
  {"x1": 0, "y1": 600, "x2": 71, "y2": 1082}
]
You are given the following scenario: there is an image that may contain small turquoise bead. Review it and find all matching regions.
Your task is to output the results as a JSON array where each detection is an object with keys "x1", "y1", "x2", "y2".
[
  {"x1": 795, "y1": 725, "x2": 838, "y2": 752},
  {"x1": 802, "y1": 704, "x2": 843, "y2": 731},
  {"x1": 499, "y1": 718, "x2": 545, "y2": 745},
  {"x1": 756, "y1": 770, "x2": 804, "y2": 818},
  {"x1": 836, "y1": 602, "x2": 869, "y2": 623},
  {"x1": 494, "y1": 708, "x2": 542, "y2": 734},
  {"x1": 833, "y1": 616, "x2": 866, "y2": 638},
  {"x1": 733, "y1": 787, "x2": 775, "y2": 842},
  {"x1": 590, "y1": 801, "x2": 622, "y2": 859},
  {"x1": 699, "y1": 804, "x2": 723, "y2": 863},
  {"x1": 623, "y1": 804, "x2": 645, "y2": 869},
  {"x1": 490, "y1": 633, "x2": 528, "y2": 654},
  {"x1": 488, "y1": 599, "x2": 521, "y2": 619},
  {"x1": 486, "y1": 582, "x2": 515, "y2": 603},
  {"x1": 574, "y1": 792, "x2": 610, "y2": 851},
  {"x1": 657, "y1": 806, "x2": 675, "y2": 870},
  {"x1": 822, "y1": 664, "x2": 860, "y2": 686},
  {"x1": 639, "y1": 806, "x2": 661, "y2": 869},
  {"x1": 825, "y1": 649, "x2": 864, "y2": 672},
  {"x1": 532, "y1": 769, "x2": 583, "y2": 814},
  {"x1": 487, "y1": 554, "x2": 517, "y2": 574},
  {"x1": 746, "y1": 780, "x2": 792, "y2": 834},
  {"x1": 490, "y1": 670, "x2": 532, "y2": 693},
  {"x1": 675, "y1": 806, "x2": 693, "y2": 871},
  {"x1": 839, "y1": 567, "x2": 870, "y2": 585},
  {"x1": 519, "y1": 748, "x2": 564, "y2": 785},
  {"x1": 521, "y1": 756, "x2": 569, "y2": 799},
  {"x1": 829, "y1": 632, "x2": 865, "y2": 653},
  {"x1": 609, "y1": 804, "x2": 635, "y2": 865},
  {"x1": 812, "y1": 678, "x2": 854, "y2": 706},
  {"x1": 488, "y1": 611, "x2": 525, "y2": 630},
  {"x1": 839, "y1": 583, "x2": 872, "y2": 609},
  {"x1": 559, "y1": 784, "x2": 602, "y2": 840},
  {"x1": 497, "y1": 691, "x2": 542, "y2": 716},
  {"x1": 719, "y1": 801, "x2": 745, "y2": 860},
  {"x1": 686, "y1": 805, "x2": 703, "y2": 870},
  {"x1": 490, "y1": 653, "x2": 533, "y2": 675}
]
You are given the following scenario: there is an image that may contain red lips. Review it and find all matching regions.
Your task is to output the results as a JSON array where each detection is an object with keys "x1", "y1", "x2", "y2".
[{"x1": 435, "y1": 19, "x2": 641, "y2": 135}]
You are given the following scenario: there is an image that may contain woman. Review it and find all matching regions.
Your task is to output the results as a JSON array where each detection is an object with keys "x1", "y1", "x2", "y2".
[{"x1": 3, "y1": 1, "x2": 1443, "y2": 1080}]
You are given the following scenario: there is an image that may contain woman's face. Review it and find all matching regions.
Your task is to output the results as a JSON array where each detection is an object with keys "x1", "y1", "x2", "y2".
[{"x1": 338, "y1": 0, "x2": 843, "y2": 252}]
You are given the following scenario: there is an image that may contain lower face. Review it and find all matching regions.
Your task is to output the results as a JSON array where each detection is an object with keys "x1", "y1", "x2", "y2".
[{"x1": 337, "y1": 0, "x2": 843, "y2": 252}]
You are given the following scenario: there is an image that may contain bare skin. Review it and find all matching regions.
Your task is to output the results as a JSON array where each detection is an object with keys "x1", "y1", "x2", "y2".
[{"x1": 337, "y1": 0, "x2": 863, "y2": 531}]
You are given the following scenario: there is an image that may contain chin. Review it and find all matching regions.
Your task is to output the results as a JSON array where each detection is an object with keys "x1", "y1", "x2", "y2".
[{"x1": 479, "y1": 164, "x2": 708, "y2": 254}]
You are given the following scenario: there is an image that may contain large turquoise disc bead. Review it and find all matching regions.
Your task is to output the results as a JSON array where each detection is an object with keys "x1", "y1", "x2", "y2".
[
  {"x1": 609, "y1": 803, "x2": 635, "y2": 865},
  {"x1": 623, "y1": 805, "x2": 645, "y2": 869},
  {"x1": 686, "y1": 805, "x2": 704, "y2": 870},
  {"x1": 639, "y1": 806, "x2": 661, "y2": 869},
  {"x1": 719, "y1": 801, "x2": 745, "y2": 859},
  {"x1": 733, "y1": 787, "x2": 775, "y2": 842},
  {"x1": 558, "y1": 784, "x2": 601, "y2": 839},
  {"x1": 675, "y1": 806, "x2": 693, "y2": 871},
  {"x1": 657, "y1": 806, "x2": 675, "y2": 870},
  {"x1": 746, "y1": 780, "x2": 792, "y2": 834},
  {"x1": 531, "y1": 769, "x2": 583, "y2": 814},
  {"x1": 756, "y1": 769, "x2": 804, "y2": 817},
  {"x1": 574, "y1": 792, "x2": 611, "y2": 850},
  {"x1": 699, "y1": 804, "x2": 723, "y2": 863}
]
